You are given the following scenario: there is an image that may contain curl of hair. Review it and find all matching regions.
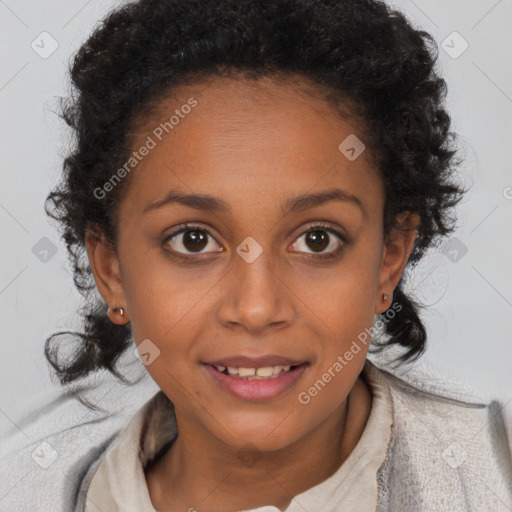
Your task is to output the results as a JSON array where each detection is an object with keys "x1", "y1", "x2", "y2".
[{"x1": 45, "y1": 0, "x2": 467, "y2": 384}]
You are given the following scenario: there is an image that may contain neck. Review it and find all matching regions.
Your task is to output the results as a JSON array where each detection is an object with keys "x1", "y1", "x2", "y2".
[{"x1": 146, "y1": 376, "x2": 372, "y2": 511}]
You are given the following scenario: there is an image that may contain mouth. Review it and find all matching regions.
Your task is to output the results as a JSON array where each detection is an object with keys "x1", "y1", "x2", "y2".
[
  {"x1": 205, "y1": 363, "x2": 305, "y2": 380},
  {"x1": 202, "y1": 357, "x2": 310, "y2": 401}
]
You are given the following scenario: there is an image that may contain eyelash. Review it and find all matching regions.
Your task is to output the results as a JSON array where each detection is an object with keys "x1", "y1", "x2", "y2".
[{"x1": 162, "y1": 222, "x2": 348, "y2": 262}]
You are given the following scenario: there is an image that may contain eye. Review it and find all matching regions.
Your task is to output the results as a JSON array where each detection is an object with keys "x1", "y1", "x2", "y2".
[
  {"x1": 163, "y1": 223, "x2": 222, "y2": 256},
  {"x1": 162, "y1": 221, "x2": 347, "y2": 260},
  {"x1": 290, "y1": 222, "x2": 346, "y2": 259}
]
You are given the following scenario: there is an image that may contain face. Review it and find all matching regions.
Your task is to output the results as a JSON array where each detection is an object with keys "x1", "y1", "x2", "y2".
[{"x1": 86, "y1": 74, "x2": 416, "y2": 453}]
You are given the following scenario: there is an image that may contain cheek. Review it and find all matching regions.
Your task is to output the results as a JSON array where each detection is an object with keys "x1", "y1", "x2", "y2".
[
  {"x1": 119, "y1": 246, "x2": 209, "y2": 337},
  {"x1": 314, "y1": 236, "x2": 382, "y2": 326},
  {"x1": 300, "y1": 234, "x2": 382, "y2": 388}
]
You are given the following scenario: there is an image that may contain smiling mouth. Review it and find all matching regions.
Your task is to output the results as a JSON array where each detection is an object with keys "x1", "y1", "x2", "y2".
[
  {"x1": 202, "y1": 360, "x2": 310, "y2": 401},
  {"x1": 204, "y1": 363, "x2": 307, "y2": 380}
]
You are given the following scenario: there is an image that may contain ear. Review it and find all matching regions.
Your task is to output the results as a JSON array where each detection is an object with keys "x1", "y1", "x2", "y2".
[
  {"x1": 375, "y1": 212, "x2": 420, "y2": 314},
  {"x1": 85, "y1": 226, "x2": 130, "y2": 325}
]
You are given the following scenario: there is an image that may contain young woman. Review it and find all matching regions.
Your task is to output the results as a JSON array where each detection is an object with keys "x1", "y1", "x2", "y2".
[{"x1": 1, "y1": 0, "x2": 511, "y2": 511}]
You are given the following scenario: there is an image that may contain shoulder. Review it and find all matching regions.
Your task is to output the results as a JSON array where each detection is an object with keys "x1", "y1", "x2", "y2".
[
  {"x1": 0, "y1": 374, "x2": 158, "y2": 512},
  {"x1": 373, "y1": 359, "x2": 512, "y2": 440},
  {"x1": 366, "y1": 359, "x2": 512, "y2": 511}
]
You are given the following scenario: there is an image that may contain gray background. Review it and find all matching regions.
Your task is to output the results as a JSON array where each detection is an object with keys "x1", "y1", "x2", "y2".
[{"x1": 1, "y1": 0, "x2": 511, "y2": 436}]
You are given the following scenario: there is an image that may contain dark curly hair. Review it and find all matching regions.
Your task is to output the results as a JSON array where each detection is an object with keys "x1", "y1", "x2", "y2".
[{"x1": 44, "y1": 0, "x2": 467, "y2": 386}]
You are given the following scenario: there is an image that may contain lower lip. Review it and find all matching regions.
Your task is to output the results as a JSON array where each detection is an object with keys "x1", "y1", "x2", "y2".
[{"x1": 202, "y1": 363, "x2": 309, "y2": 401}]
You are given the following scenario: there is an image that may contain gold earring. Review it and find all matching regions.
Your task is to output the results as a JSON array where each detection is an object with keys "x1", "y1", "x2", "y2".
[{"x1": 108, "y1": 306, "x2": 129, "y2": 324}]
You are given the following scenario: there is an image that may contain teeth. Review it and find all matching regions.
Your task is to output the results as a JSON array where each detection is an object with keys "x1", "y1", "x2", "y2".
[
  {"x1": 214, "y1": 364, "x2": 298, "y2": 379},
  {"x1": 238, "y1": 367, "x2": 256, "y2": 377},
  {"x1": 255, "y1": 366, "x2": 274, "y2": 377}
]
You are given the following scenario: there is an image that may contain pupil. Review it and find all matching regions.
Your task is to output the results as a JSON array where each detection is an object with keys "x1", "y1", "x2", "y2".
[
  {"x1": 306, "y1": 230, "x2": 328, "y2": 252},
  {"x1": 183, "y1": 230, "x2": 207, "y2": 252}
]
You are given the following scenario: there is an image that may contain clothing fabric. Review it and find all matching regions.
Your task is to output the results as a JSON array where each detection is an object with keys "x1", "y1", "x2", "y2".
[
  {"x1": 84, "y1": 359, "x2": 393, "y2": 512},
  {"x1": 1, "y1": 358, "x2": 512, "y2": 512}
]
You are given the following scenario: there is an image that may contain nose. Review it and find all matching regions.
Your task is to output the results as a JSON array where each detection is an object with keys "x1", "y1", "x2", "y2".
[{"x1": 215, "y1": 244, "x2": 295, "y2": 335}]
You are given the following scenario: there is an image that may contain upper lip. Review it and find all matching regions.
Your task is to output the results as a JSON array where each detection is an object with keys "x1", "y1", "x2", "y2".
[{"x1": 204, "y1": 355, "x2": 307, "y2": 368}]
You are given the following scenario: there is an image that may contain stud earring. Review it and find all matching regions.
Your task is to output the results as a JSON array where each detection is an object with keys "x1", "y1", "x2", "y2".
[
  {"x1": 108, "y1": 305, "x2": 129, "y2": 325},
  {"x1": 383, "y1": 293, "x2": 388, "y2": 302}
]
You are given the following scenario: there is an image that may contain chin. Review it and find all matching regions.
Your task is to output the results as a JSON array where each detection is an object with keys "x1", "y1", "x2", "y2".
[{"x1": 213, "y1": 418, "x2": 304, "y2": 453}]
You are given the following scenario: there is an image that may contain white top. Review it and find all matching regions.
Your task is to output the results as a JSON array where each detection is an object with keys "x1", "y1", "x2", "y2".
[{"x1": 84, "y1": 361, "x2": 393, "y2": 512}]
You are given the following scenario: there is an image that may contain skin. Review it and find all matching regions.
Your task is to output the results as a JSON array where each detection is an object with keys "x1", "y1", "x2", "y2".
[{"x1": 85, "y1": 74, "x2": 419, "y2": 511}]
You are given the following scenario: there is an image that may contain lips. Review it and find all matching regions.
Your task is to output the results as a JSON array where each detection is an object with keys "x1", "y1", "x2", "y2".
[
  {"x1": 203, "y1": 360, "x2": 309, "y2": 400},
  {"x1": 204, "y1": 354, "x2": 307, "y2": 368}
]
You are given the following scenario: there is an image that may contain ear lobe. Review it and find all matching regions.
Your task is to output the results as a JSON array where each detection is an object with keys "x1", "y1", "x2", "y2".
[
  {"x1": 376, "y1": 212, "x2": 419, "y2": 314},
  {"x1": 85, "y1": 227, "x2": 126, "y2": 311}
]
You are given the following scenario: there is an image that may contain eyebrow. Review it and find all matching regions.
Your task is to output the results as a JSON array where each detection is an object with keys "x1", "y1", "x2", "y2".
[{"x1": 143, "y1": 187, "x2": 366, "y2": 218}]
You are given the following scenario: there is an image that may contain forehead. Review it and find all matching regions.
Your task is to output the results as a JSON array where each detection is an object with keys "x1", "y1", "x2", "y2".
[
  {"x1": 138, "y1": 74, "x2": 367, "y2": 151},
  {"x1": 119, "y1": 74, "x2": 383, "y2": 221}
]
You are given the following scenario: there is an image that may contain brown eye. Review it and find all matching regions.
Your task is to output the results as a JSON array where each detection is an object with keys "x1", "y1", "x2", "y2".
[
  {"x1": 164, "y1": 224, "x2": 222, "y2": 255},
  {"x1": 181, "y1": 229, "x2": 208, "y2": 252},
  {"x1": 290, "y1": 224, "x2": 345, "y2": 257},
  {"x1": 304, "y1": 230, "x2": 329, "y2": 252}
]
